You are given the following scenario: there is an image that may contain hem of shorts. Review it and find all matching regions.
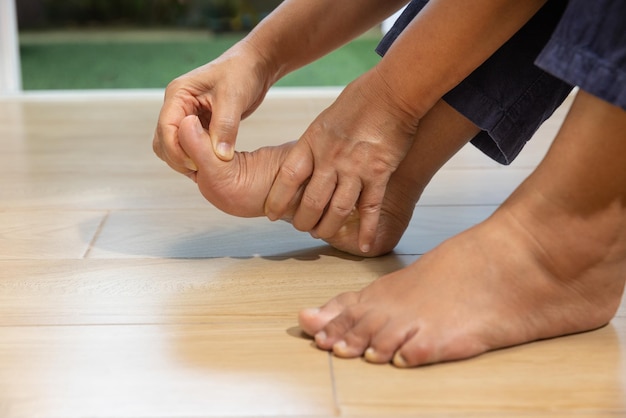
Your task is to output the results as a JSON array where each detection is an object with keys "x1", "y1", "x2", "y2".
[
  {"x1": 443, "y1": 84, "x2": 509, "y2": 164},
  {"x1": 445, "y1": 69, "x2": 571, "y2": 165},
  {"x1": 536, "y1": 40, "x2": 626, "y2": 110}
]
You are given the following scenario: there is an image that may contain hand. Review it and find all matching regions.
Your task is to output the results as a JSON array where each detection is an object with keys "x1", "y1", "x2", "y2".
[
  {"x1": 153, "y1": 40, "x2": 274, "y2": 175},
  {"x1": 264, "y1": 68, "x2": 420, "y2": 253}
]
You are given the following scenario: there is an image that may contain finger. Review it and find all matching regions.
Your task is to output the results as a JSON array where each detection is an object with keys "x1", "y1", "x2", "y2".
[
  {"x1": 356, "y1": 182, "x2": 387, "y2": 254},
  {"x1": 207, "y1": 100, "x2": 242, "y2": 162},
  {"x1": 292, "y1": 169, "x2": 338, "y2": 232},
  {"x1": 312, "y1": 178, "x2": 361, "y2": 239},
  {"x1": 153, "y1": 94, "x2": 198, "y2": 174},
  {"x1": 265, "y1": 141, "x2": 313, "y2": 221},
  {"x1": 154, "y1": 123, "x2": 198, "y2": 172}
]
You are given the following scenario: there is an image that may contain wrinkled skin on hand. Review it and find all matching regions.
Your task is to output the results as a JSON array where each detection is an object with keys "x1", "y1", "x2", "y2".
[
  {"x1": 152, "y1": 40, "x2": 274, "y2": 175},
  {"x1": 264, "y1": 67, "x2": 421, "y2": 253}
]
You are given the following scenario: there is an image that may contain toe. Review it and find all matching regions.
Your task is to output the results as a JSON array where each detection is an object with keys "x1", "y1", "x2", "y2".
[
  {"x1": 393, "y1": 336, "x2": 438, "y2": 368},
  {"x1": 365, "y1": 320, "x2": 418, "y2": 364},
  {"x1": 298, "y1": 291, "x2": 360, "y2": 337},
  {"x1": 332, "y1": 311, "x2": 390, "y2": 359},
  {"x1": 393, "y1": 328, "x2": 488, "y2": 368},
  {"x1": 312, "y1": 302, "x2": 370, "y2": 351}
]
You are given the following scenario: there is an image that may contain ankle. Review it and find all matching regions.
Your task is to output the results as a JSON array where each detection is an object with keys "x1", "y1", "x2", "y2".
[{"x1": 491, "y1": 189, "x2": 626, "y2": 315}]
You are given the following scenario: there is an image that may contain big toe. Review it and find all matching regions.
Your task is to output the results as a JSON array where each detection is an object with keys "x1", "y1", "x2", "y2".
[
  {"x1": 178, "y1": 115, "x2": 216, "y2": 167},
  {"x1": 298, "y1": 292, "x2": 360, "y2": 336}
]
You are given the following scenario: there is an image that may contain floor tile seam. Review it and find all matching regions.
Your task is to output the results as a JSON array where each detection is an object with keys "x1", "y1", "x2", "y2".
[
  {"x1": 0, "y1": 208, "x2": 113, "y2": 213},
  {"x1": 336, "y1": 403, "x2": 626, "y2": 415},
  {"x1": 0, "y1": 206, "x2": 213, "y2": 212},
  {"x1": 0, "y1": 317, "x2": 301, "y2": 328},
  {"x1": 0, "y1": 204, "x2": 501, "y2": 212},
  {"x1": 328, "y1": 353, "x2": 341, "y2": 416},
  {"x1": 82, "y1": 210, "x2": 111, "y2": 259}
]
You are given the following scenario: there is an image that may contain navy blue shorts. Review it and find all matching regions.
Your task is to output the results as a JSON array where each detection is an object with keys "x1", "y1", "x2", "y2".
[{"x1": 377, "y1": 0, "x2": 626, "y2": 164}]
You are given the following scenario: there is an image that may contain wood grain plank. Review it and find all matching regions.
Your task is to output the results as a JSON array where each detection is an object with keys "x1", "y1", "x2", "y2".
[
  {"x1": 0, "y1": 321, "x2": 336, "y2": 418},
  {"x1": 333, "y1": 320, "x2": 626, "y2": 416},
  {"x1": 0, "y1": 256, "x2": 413, "y2": 326},
  {"x1": 0, "y1": 211, "x2": 106, "y2": 259}
]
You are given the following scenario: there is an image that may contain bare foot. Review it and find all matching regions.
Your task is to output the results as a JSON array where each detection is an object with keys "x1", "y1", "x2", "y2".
[
  {"x1": 178, "y1": 114, "x2": 415, "y2": 255},
  {"x1": 178, "y1": 100, "x2": 478, "y2": 256},
  {"x1": 178, "y1": 114, "x2": 291, "y2": 218},
  {"x1": 299, "y1": 202, "x2": 626, "y2": 366},
  {"x1": 298, "y1": 90, "x2": 626, "y2": 367}
]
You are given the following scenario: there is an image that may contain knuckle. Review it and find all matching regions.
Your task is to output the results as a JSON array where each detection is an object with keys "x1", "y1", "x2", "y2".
[
  {"x1": 368, "y1": 159, "x2": 394, "y2": 177},
  {"x1": 301, "y1": 192, "x2": 326, "y2": 212},
  {"x1": 165, "y1": 76, "x2": 185, "y2": 95},
  {"x1": 358, "y1": 198, "x2": 383, "y2": 215},
  {"x1": 277, "y1": 164, "x2": 303, "y2": 185},
  {"x1": 329, "y1": 203, "x2": 354, "y2": 218},
  {"x1": 214, "y1": 115, "x2": 238, "y2": 134}
]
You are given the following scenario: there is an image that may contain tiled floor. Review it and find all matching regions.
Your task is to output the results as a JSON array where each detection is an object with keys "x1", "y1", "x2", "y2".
[{"x1": 0, "y1": 91, "x2": 624, "y2": 417}]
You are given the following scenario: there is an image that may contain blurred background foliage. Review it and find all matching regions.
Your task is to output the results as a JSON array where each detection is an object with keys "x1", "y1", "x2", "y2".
[
  {"x1": 18, "y1": 0, "x2": 283, "y2": 31},
  {"x1": 16, "y1": 0, "x2": 383, "y2": 89}
]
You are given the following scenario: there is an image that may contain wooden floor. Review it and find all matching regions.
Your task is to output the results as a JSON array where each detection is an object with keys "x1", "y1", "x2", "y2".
[{"x1": 0, "y1": 90, "x2": 624, "y2": 417}]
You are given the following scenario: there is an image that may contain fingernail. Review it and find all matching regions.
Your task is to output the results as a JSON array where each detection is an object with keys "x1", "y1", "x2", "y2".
[
  {"x1": 393, "y1": 351, "x2": 409, "y2": 368},
  {"x1": 184, "y1": 159, "x2": 198, "y2": 171},
  {"x1": 216, "y1": 142, "x2": 233, "y2": 160}
]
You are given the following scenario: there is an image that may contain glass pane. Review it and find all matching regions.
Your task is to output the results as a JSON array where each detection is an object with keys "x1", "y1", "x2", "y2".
[{"x1": 17, "y1": 0, "x2": 384, "y2": 90}]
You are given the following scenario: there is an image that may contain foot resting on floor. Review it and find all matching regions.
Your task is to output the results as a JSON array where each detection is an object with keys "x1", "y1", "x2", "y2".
[{"x1": 299, "y1": 90, "x2": 626, "y2": 367}]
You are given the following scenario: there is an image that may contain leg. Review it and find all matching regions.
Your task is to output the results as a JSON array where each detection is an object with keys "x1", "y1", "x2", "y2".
[
  {"x1": 178, "y1": 99, "x2": 479, "y2": 256},
  {"x1": 179, "y1": 0, "x2": 572, "y2": 256},
  {"x1": 299, "y1": 90, "x2": 626, "y2": 367}
]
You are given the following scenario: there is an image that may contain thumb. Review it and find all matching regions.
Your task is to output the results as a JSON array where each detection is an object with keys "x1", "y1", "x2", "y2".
[{"x1": 208, "y1": 104, "x2": 240, "y2": 162}]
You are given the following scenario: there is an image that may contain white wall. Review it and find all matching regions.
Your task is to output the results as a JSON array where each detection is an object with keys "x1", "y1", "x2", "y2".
[
  {"x1": 0, "y1": 0, "x2": 22, "y2": 94},
  {"x1": 381, "y1": 6, "x2": 406, "y2": 35}
]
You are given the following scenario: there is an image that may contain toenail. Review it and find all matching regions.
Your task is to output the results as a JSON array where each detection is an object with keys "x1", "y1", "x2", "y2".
[
  {"x1": 332, "y1": 340, "x2": 349, "y2": 356},
  {"x1": 393, "y1": 354, "x2": 409, "y2": 368},
  {"x1": 392, "y1": 352, "x2": 409, "y2": 368},
  {"x1": 302, "y1": 307, "x2": 320, "y2": 316},
  {"x1": 314, "y1": 331, "x2": 327, "y2": 345},
  {"x1": 364, "y1": 347, "x2": 379, "y2": 362}
]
